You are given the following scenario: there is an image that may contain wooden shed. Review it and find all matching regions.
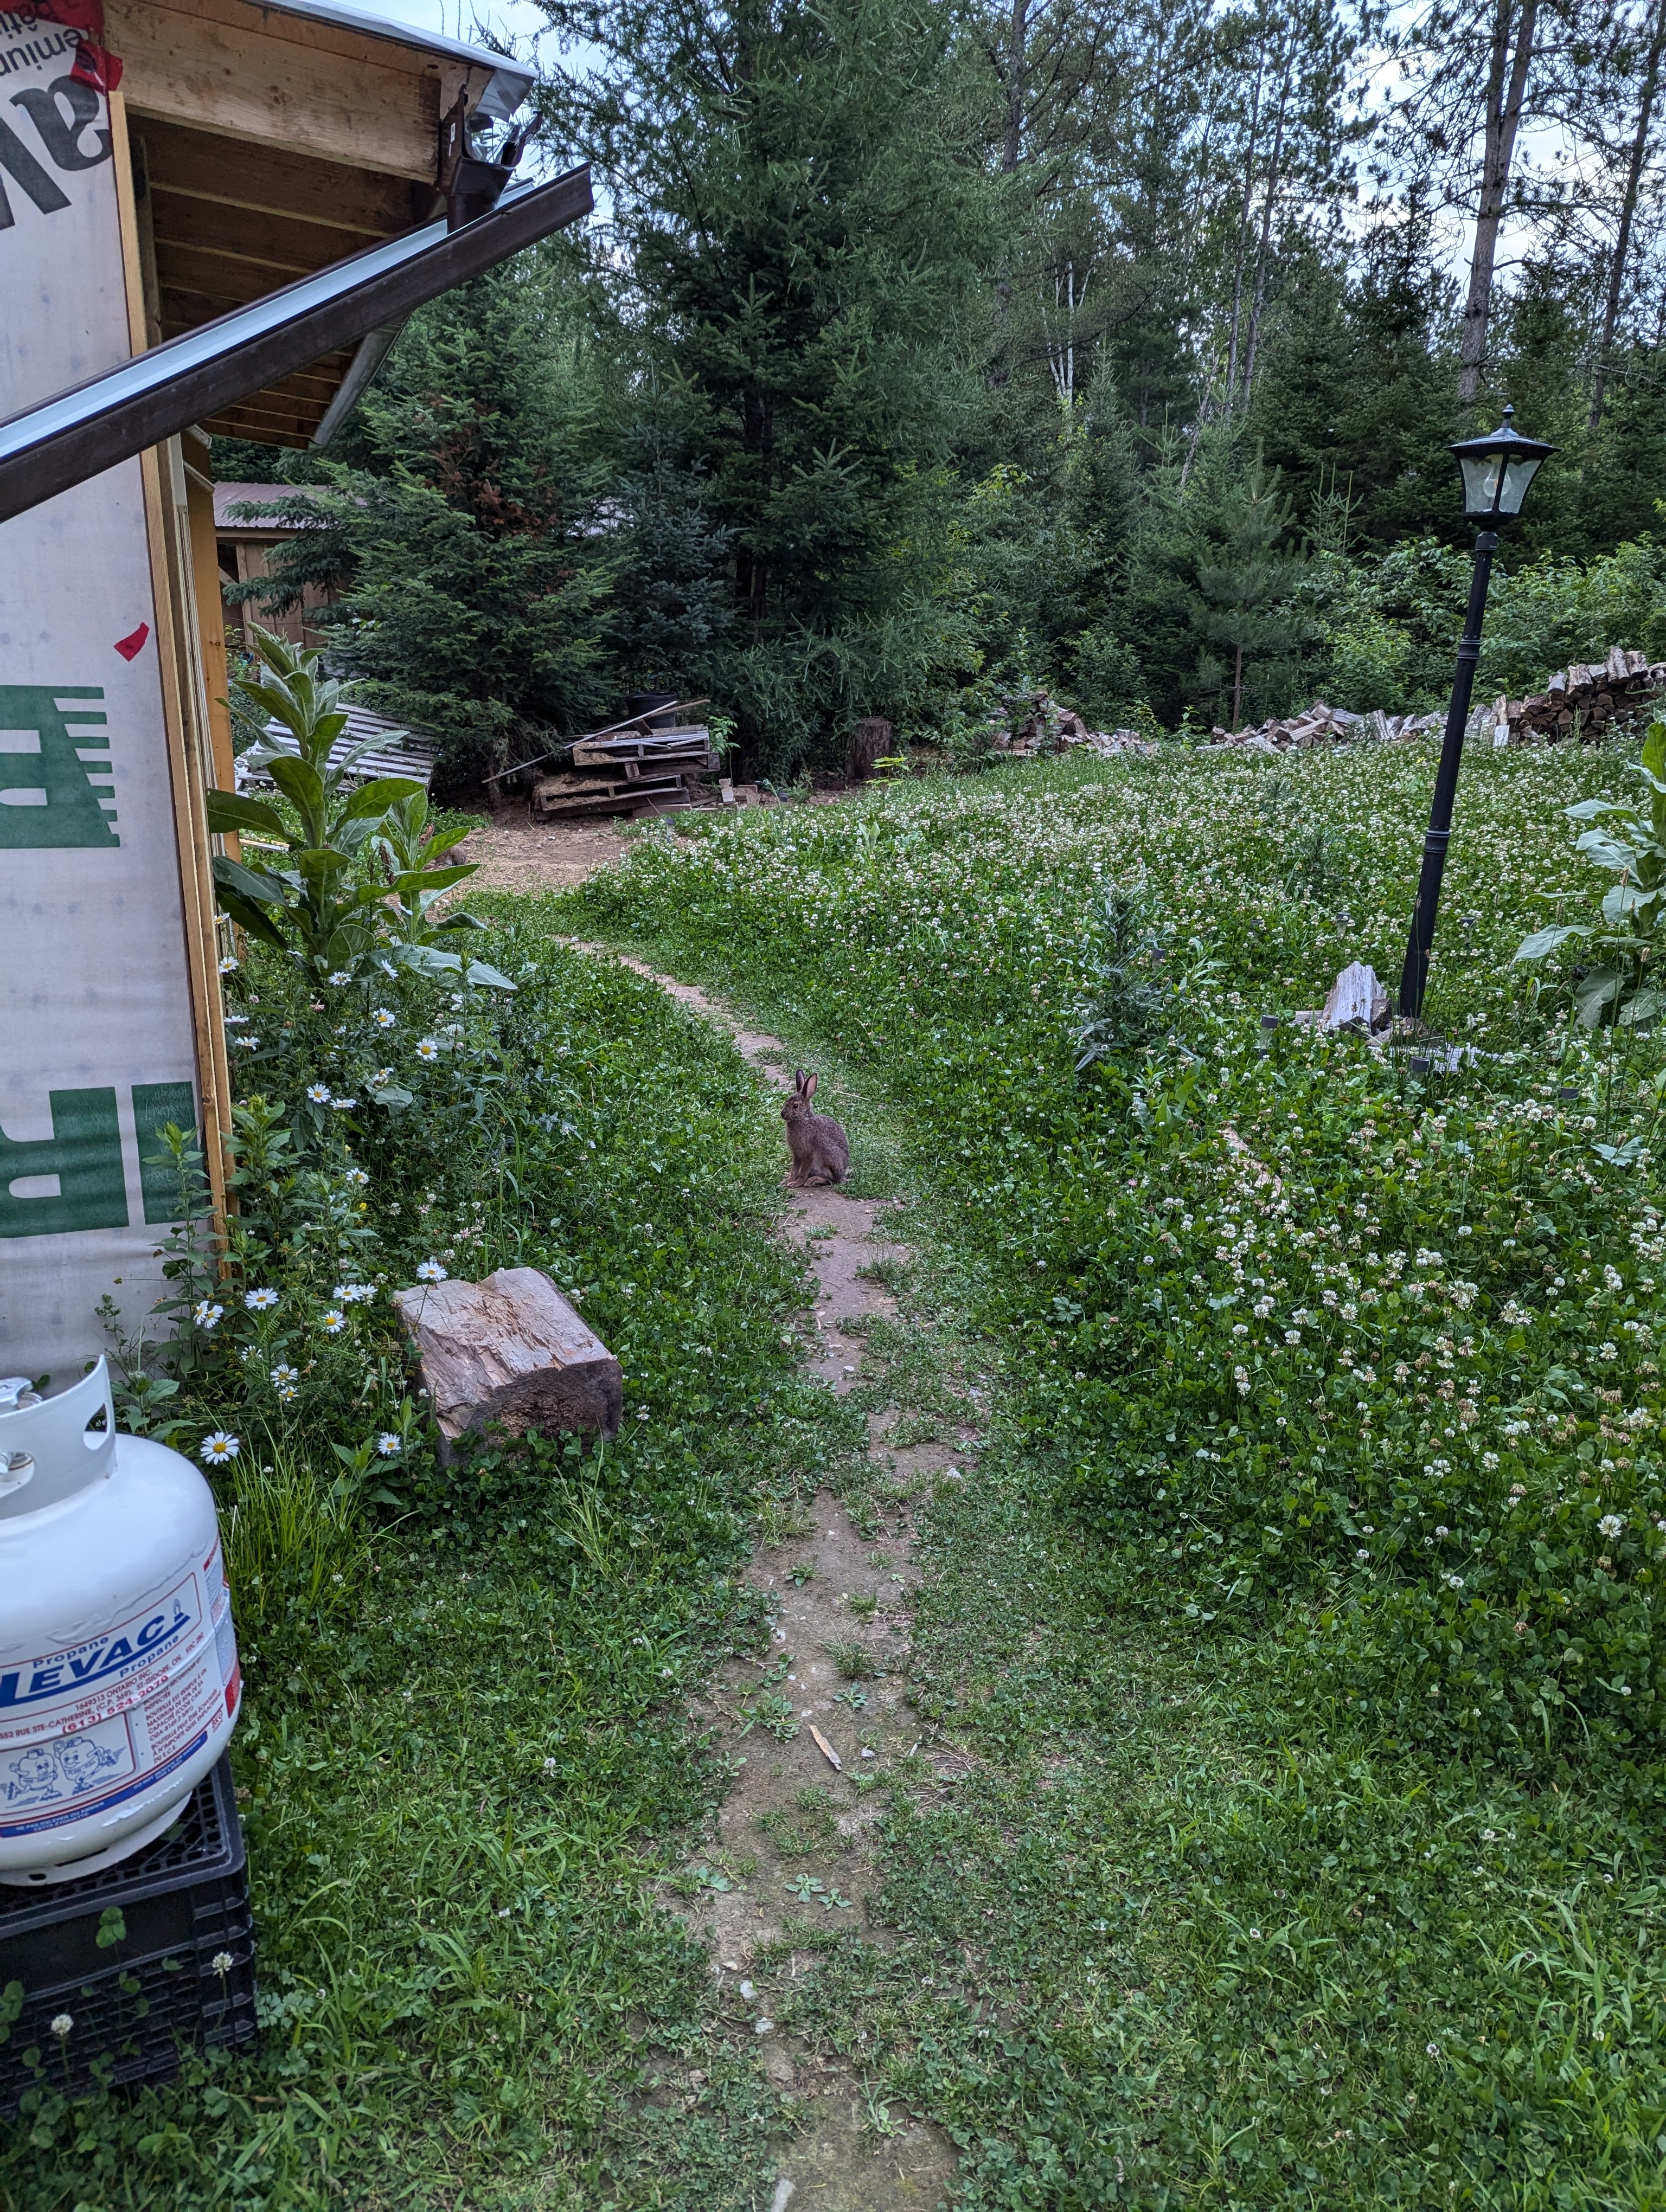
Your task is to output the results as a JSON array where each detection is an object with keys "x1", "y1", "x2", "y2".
[{"x1": 0, "y1": 0, "x2": 588, "y2": 1385}]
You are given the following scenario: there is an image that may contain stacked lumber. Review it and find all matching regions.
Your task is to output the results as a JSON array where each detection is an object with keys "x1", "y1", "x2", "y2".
[
  {"x1": 530, "y1": 702, "x2": 720, "y2": 821},
  {"x1": 1208, "y1": 702, "x2": 1442, "y2": 751},
  {"x1": 1488, "y1": 645, "x2": 1666, "y2": 745}
]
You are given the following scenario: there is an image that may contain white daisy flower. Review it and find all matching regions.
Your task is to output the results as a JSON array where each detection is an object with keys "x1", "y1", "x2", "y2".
[
  {"x1": 218, "y1": 956, "x2": 239, "y2": 975},
  {"x1": 344, "y1": 1167, "x2": 370, "y2": 1188},
  {"x1": 415, "y1": 1038, "x2": 441, "y2": 1062},
  {"x1": 306, "y1": 1083, "x2": 331, "y2": 1103},
  {"x1": 327, "y1": 970, "x2": 353, "y2": 986},
  {"x1": 376, "y1": 1433, "x2": 401, "y2": 1456},
  {"x1": 330, "y1": 1096, "x2": 357, "y2": 1111},
  {"x1": 244, "y1": 1287, "x2": 278, "y2": 1310},
  {"x1": 372, "y1": 1007, "x2": 396, "y2": 1029},
  {"x1": 321, "y1": 1309, "x2": 347, "y2": 1335},
  {"x1": 200, "y1": 1431, "x2": 240, "y2": 1465},
  {"x1": 415, "y1": 1259, "x2": 447, "y2": 1283},
  {"x1": 193, "y1": 1301, "x2": 225, "y2": 1330}
]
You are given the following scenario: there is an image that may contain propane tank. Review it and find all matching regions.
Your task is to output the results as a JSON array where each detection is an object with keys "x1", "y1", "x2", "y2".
[{"x1": 0, "y1": 1360, "x2": 241, "y2": 1883}]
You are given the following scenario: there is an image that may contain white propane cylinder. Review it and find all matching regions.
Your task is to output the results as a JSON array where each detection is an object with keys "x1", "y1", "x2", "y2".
[{"x1": 0, "y1": 1360, "x2": 241, "y2": 1884}]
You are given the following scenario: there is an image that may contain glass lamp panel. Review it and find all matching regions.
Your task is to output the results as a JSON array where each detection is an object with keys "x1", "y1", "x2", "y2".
[
  {"x1": 1459, "y1": 454, "x2": 1501, "y2": 515},
  {"x1": 1497, "y1": 453, "x2": 1544, "y2": 514}
]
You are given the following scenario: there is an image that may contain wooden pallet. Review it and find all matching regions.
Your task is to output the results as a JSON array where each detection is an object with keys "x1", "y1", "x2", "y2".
[
  {"x1": 570, "y1": 725, "x2": 716, "y2": 770},
  {"x1": 531, "y1": 768, "x2": 693, "y2": 820}
]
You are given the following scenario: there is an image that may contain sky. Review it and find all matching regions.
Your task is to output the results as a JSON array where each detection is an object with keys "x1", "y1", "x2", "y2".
[{"x1": 340, "y1": 0, "x2": 550, "y2": 52}]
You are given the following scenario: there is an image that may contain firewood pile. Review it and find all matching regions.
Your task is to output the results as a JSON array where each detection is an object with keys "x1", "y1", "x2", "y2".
[
  {"x1": 1486, "y1": 645, "x2": 1666, "y2": 745},
  {"x1": 1208, "y1": 701, "x2": 1443, "y2": 751},
  {"x1": 529, "y1": 698, "x2": 721, "y2": 821},
  {"x1": 989, "y1": 691, "x2": 1149, "y2": 758}
]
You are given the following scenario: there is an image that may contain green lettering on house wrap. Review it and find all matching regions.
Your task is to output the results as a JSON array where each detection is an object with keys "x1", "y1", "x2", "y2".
[{"x1": 0, "y1": 686, "x2": 116, "y2": 848}]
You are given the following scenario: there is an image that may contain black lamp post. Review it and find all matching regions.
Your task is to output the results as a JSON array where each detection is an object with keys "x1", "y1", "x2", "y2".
[{"x1": 1397, "y1": 404, "x2": 1555, "y2": 1024}]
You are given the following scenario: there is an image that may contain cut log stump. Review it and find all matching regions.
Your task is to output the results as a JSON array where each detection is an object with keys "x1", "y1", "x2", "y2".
[{"x1": 393, "y1": 1266, "x2": 622, "y2": 1458}]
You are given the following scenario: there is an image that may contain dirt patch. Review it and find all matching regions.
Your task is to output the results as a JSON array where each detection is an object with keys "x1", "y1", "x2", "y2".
[
  {"x1": 451, "y1": 809, "x2": 632, "y2": 893},
  {"x1": 574, "y1": 950, "x2": 962, "y2": 2209},
  {"x1": 455, "y1": 787, "x2": 859, "y2": 897}
]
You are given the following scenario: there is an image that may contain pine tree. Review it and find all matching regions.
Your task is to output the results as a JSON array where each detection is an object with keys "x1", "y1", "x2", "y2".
[{"x1": 1190, "y1": 453, "x2": 1310, "y2": 728}]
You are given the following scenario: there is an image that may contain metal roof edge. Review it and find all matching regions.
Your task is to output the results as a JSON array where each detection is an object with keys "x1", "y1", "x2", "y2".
[{"x1": 246, "y1": 0, "x2": 537, "y2": 120}]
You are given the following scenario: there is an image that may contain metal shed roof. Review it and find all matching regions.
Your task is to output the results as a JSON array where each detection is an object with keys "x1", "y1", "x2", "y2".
[{"x1": 243, "y1": 0, "x2": 535, "y2": 121}]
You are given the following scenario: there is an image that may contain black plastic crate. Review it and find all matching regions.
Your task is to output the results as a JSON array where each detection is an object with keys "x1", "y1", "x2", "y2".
[{"x1": 0, "y1": 1755, "x2": 257, "y2": 2112}]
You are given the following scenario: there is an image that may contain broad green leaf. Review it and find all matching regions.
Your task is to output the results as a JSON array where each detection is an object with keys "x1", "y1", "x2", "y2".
[
  {"x1": 212, "y1": 854, "x2": 288, "y2": 907},
  {"x1": 1513, "y1": 924, "x2": 1587, "y2": 963},
  {"x1": 342, "y1": 777, "x2": 427, "y2": 821},
  {"x1": 464, "y1": 960, "x2": 516, "y2": 991},
  {"x1": 204, "y1": 790, "x2": 290, "y2": 843},
  {"x1": 389, "y1": 864, "x2": 475, "y2": 897},
  {"x1": 1573, "y1": 967, "x2": 1625, "y2": 1027},
  {"x1": 266, "y1": 754, "x2": 328, "y2": 821}
]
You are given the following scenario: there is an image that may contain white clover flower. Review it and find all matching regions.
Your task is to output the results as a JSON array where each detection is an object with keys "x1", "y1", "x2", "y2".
[
  {"x1": 49, "y1": 2012, "x2": 73, "y2": 2039},
  {"x1": 1444, "y1": 1572, "x2": 1464, "y2": 1590},
  {"x1": 1253, "y1": 1297, "x2": 1273, "y2": 1319},
  {"x1": 1284, "y1": 1329, "x2": 1302, "y2": 1345},
  {"x1": 542, "y1": 1757, "x2": 560, "y2": 1775},
  {"x1": 415, "y1": 1038, "x2": 441, "y2": 1062},
  {"x1": 245, "y1": 1287, "x2": 279, "y2": 1311},
  {"x1": 372, "y1": 1007, "x2": 396, "y2": 1029},
  {"x1": 1234, "y1": 1365, "x2": 1250, "y2": 1395},
  {"x1": 1435, "y1": 1524, "x2": 1450, "y2": 1537},
  {"x1": 415, "y1": 1259, "x2": 447, "y2": 1283},
  {"x1": 1510, "y1": 1483, "x2": 1527, "y2": 1498},
  {"x1": 1599, "y1": 1342, "x2": 1618, "y2": 1361},
  {"x1": 1599, "y1": 1513, "x2": 1625, "y2": 1538},
  {"x1": 194, "y1": 1300, "x2": 225, "y2": 1330},
  {"x1": 306, "y1": 1083, "x2": 331, "y2": 1103},
  {"x1": 1232, "y1": 1321, "x2": 1248, "y2": 1337},
  {"x1": 200, "y1": 1431, "x2": 240, "y2": 1466},
  {"x1": 1482, "y1": 1451, "x2": 1499, "y2": 1470},
  {"x1": 211, "y1": 1951, "x2": 234, "y2": 1975},
  {"x1": 1605, "y1": 1265, "x2": 1623, "y2": 1292},
  {"x1": 376, "y1": 1433, "x2": 401, "y2": 1456},
  {"x1": 321, "y1": 1309, "x2": 347, "y2": 1334},
  {"x1": 637, "y1": 1405, "x2": 650, "y2": 1420},
  {"x1": 1355, "y1": 1546, "x2": 1370, "y2": 1562}
]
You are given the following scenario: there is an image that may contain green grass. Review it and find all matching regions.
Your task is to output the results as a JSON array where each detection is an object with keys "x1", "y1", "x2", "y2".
[
  {"x1": 562, "y1": 740, "x2": 1666, "y2": 2209},
  {"x1": 2, "y1": 933, "x2": 856, "y2": 2210}
]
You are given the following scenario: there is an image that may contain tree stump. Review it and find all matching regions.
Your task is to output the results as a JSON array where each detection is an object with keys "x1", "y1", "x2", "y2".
[
  {"x1": 393, "y1": 1266, "x2": 622, "y2": 1459},
  {"x1": 847, "y1": 717, "x2": 893, "y2": 781}
]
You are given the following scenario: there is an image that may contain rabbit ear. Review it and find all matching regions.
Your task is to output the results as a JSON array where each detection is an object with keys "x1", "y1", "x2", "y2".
[
  {"x1": 792, "y1": 1069, "x2": 806, "y2": 1095},
  {"x1": 803, "y1": 1071, "x2": 818, "y2": 1101}
]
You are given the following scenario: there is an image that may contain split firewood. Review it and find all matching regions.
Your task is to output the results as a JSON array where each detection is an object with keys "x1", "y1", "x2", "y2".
[{"x1": 393, "y1": 1265, "x2": 623, "y2": 1461}]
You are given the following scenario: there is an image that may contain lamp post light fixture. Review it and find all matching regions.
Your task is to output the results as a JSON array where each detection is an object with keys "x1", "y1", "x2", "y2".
[{"x1": 1397, "y1": 405, "x2": 1555, "y2": 1024}]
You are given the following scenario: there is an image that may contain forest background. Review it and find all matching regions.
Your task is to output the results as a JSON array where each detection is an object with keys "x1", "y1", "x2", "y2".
[{"x1": 217, "y1": 0, "x2": 1666, "y2": 783}]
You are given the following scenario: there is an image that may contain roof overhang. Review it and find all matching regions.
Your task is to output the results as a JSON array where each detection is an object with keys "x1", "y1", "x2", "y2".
[
  {"x1": 0, "y1": 166, "x2": 593, "y2": 524},
  {"x1": 106, "y1": 0, "x2": 546, "y2": 444}
]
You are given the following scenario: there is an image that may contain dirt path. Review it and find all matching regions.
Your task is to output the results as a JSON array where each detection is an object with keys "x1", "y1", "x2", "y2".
[{"x1": 568, "y1": 948, "x2": 967, "y2": 2210}]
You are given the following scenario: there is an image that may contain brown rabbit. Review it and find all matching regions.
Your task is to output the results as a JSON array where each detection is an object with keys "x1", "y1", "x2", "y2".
[{"x1": 781, "y1": 1070, "x2": 850, "y2": 1187}]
